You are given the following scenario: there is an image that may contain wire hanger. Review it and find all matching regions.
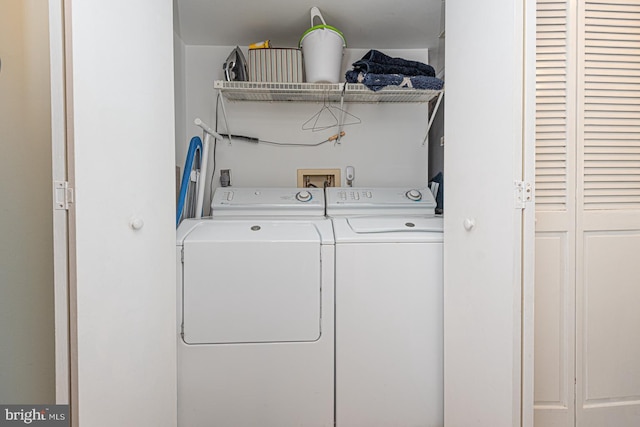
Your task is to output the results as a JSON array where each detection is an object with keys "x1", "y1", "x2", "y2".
[{"x1": 301, "y1": 94, "x2": 361, "y2": 132}]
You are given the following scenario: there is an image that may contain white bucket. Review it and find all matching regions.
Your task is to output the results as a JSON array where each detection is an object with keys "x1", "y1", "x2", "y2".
[{"x1": 299, "y1": 7, "x2": 346, "y2": 83}]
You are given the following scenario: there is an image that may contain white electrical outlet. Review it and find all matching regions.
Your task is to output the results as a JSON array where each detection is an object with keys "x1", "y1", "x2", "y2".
[{"x1": 345, "y1": 166, "x2": 355, "y2": 181}]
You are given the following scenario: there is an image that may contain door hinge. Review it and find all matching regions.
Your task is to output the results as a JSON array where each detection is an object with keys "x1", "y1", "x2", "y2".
[
  {"x1": 514, "y1": 180, "x2": 532, "y2": 209},
  {"x1": 54, "y1": 181, "x2": 74, "y2": 210}
]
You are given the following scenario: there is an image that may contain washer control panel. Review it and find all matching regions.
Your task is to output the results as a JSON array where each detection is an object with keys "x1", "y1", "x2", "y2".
[
  {"x1": 326, "y1": 187, "x2": 436, "y2": 216},
  {"x1": 211, "y1": 187, "x2": 325, "y2": 217}
]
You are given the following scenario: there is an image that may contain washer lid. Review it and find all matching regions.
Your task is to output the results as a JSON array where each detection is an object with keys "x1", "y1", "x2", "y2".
[
  {"x1": 326, "y1": 187, "x2": 436, "y2": 216},
  {"x1": 347, "y1": 216, "x2": 443, "y2": 233},
  {"x1": 332, "y1": 216, "x2": 443, "y2": 243}
]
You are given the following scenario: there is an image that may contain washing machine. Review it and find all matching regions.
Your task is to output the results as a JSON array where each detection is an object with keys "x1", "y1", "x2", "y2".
[
  {"x1": 326, "y1": 187, "x2": 444, "y2": 427},
  {"x1": 176, "y1": 187, "x2": 334, "y2": 427}
]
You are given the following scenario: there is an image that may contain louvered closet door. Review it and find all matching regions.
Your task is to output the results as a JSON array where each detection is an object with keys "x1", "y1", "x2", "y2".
[
  {"x1": 576, "y1": 1, "x2": 640, "y2": 425},
  {"x1": 534, "y1": 1, "x2": 577, "y2": 426}
]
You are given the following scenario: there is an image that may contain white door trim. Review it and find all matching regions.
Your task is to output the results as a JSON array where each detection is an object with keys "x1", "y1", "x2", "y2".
[
  {"x1": 49, "y1": 0, "x2": 70, "y2": 406},
  {"x1": 522, "y1": 0, "x2": 538, "y2": 425}
]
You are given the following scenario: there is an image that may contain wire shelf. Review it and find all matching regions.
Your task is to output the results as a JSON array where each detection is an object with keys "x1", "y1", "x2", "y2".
[{"x1": 214, "y1": 81, "x2": 442, "y2": 103}]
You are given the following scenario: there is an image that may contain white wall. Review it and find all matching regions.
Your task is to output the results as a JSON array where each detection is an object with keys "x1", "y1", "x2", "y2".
[
  {"x1": 0, "y1": 0, "x2": 55, "y2": 404},
  {"x1": 68, "y1": 1, "x2": 177, "y2": 425},
  {"x1": 178, "y1": 47, "x2": 435, "y2": 213},
  {"x1": 174, "y1": 32, "x2": 187, "y2": 173}
]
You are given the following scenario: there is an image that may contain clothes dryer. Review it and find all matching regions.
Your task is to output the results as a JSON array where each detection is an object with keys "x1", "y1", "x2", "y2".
[
  {"x1": 176, "y1": 188, "x2": 334, "y2": 427},
  {"x1": 326, "y1": 187, "x2": 444, "y2": 427}
]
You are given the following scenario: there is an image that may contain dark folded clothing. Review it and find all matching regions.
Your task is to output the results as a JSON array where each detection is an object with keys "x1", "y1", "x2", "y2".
[
  {"x1": 430, "y1": 172, "x2": 444, "y2": 214},
  {"x1": 352, "y1": 49, "x2": 436, "y2": 77},
  {"x1": 345, "y1": 70, "x2": 444, "y2": 92}
]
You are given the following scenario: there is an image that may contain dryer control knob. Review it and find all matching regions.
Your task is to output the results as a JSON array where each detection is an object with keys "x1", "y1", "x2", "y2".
[
  {"x1": 296, "y1": 190, "x2": 312, "y2": 202},
  {"x1": 406, "y1": 189, "x2": 422, "y2": 201}
]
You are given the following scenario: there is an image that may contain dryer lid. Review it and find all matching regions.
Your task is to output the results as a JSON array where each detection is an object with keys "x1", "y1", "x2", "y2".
[
  {"x1": 181, "y1": 221, "x2": 325, "y2": 345},
  {"x1": 177, "y1": 218, "x2": 335, "y2": 245},
  {"x1": 182, "y1": 220, "x2": 324, "y2": 244}
]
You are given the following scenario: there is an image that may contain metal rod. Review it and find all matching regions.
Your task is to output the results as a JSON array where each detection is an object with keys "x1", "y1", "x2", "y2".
[{"x1": 193, "y1": 118, "x2": 222, "y2": 218}]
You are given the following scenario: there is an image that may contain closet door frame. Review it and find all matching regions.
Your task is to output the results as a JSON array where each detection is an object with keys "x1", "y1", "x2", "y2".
[{"x1": 49, "y1": 0, "x2": 71, "y2": 405}]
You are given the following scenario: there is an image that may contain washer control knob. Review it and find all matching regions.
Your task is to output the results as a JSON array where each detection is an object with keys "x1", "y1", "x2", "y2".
[
  {"x1": 296, "y1": 190, "x2": 312, "y2": 202},
  {"x1": 406, "y1": 189, "x2": 422, "y2": 201}
]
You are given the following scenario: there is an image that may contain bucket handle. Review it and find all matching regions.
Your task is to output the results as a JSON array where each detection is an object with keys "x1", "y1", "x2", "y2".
[{"x1": 310, "y1": 6, "x2": 327, "y2": 27}]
